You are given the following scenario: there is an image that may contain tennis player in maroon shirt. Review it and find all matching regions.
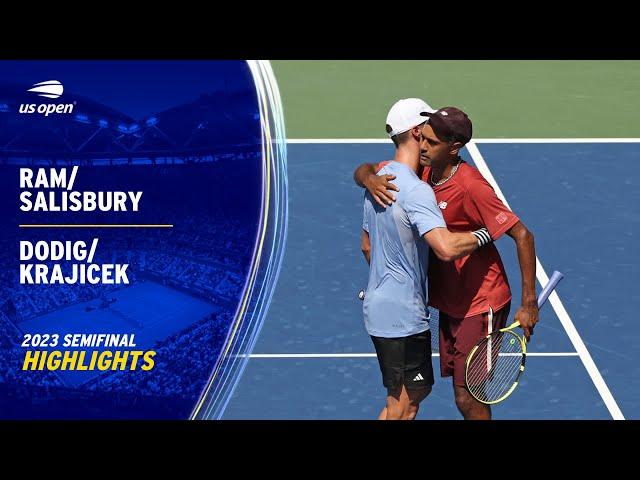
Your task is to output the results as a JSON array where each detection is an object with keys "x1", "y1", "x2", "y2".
[{"x1": 354, "y1": 106, "x2": 538, "y2": 420}]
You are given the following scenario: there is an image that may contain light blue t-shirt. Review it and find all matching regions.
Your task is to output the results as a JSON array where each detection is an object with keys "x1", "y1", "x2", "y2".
[{"x1": 362, "y1": 161, "x2": 446, "y2": 338}]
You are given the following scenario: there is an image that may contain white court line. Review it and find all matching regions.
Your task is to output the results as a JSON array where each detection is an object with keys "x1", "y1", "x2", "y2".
[
  {"x1": 287, "y1": 138, "x2": 640, "y2": 144},
  {"x1": 241, "y1": 352, "x2": 579, "y2": 358},
  {"x1": 466, "y1": 141, "x2": 625, "y2": 420}
]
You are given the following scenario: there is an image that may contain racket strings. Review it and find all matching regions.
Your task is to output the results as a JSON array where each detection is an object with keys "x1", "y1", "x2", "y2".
[
  {"x1": 467, "y1": 341, "x2": 520, "y2": 388},
  {"x1": 468, "y1": 357, "x2": 518, "y2": 399},
  {"x1": 468, "y1": 348, "x2": 521, "y2": 401},
  {"x1": 466, "y1": 331, "x2": 523, "y2": 402},
  {"x1": 468, "y1": 357, "x2": 520, "y2": 402},
  {"x1": 471, "y1": 355, "x2": 520, "y2": 401}
]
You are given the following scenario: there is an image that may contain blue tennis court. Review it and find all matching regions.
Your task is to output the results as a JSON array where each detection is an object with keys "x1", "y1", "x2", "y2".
[{"x1": 223, "y1": 141, "x2": 639, "y2": 420}]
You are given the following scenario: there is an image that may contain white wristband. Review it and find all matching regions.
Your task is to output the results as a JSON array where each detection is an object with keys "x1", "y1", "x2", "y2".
[{"x1": 472, "y1": 228, "x2": 492, "y2": 247}]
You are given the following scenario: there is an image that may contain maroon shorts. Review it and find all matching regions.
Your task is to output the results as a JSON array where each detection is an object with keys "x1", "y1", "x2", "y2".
[{"x1": 439, "y1": 302, "x2": 511, "y2": 387}]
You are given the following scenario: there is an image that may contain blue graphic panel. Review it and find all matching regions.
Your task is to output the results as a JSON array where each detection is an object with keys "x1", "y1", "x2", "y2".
[{"x1": 0, "y1": 61, "x2": 263, "y2": 419}]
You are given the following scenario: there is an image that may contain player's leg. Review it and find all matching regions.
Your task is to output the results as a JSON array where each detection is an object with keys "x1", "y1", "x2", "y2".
[
  {"x1": 405, "y1": 386, "x2": 431, "y2": 419},
  {"x1": 404, "y1": 329, "x2": 433, "y2": 419},
  {"x1": 371, "y1": 334, "x2": 403, "y2": 419},
  {"x1": 385, "y1": 384, "x2": 431, "y2": 420},
  {"x1": 453, "y1": 384, "x2": 491, "y2": 420},
  {"x1": 386, "y1": 330, "x2": 433, "y2": 419},
  {"x1": 371, "y1": 330, "x2": 433, "y2": 420},
  {"x1": 385, "y1": 387, "x2": 403, "y2": 419},
  {"x1": 451, "y1": 310, "x2": 492, "y2": 419},
  {"x1": 439, "y1": 309, "x2": 490, "y2": 418},
  {"x1": 438, "y1": 310, "x2": 458, "y2": 400},
  {"x1": 451, "y1": 303, "x2": 512, "y2": 420}
]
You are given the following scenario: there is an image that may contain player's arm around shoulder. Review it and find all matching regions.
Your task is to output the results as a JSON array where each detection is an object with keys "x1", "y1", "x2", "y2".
[{"x1": 353, "y1": 162, "x2": 398, "y2": 208}]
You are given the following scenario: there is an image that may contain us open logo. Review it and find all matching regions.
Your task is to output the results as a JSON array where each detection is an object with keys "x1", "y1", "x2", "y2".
[{"x1": 19, "y1": 80, "x2": 75, "y2": 116}]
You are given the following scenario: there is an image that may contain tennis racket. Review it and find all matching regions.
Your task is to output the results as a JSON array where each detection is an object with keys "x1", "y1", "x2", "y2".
[{"x1": 464, "y1": 270, "x2": 564, "y2": 405}]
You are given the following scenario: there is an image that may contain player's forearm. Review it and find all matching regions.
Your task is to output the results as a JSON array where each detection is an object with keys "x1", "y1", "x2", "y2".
[
  {"x1": 354, "y1": 163, "x2": 377, "y2": 188},
  {"x1": 511, "y1": 224, "x2": 537, "y2": 305},
  {"x1": 445, "y1": 231, "x2": 480, "y2": 260},
  {"x1": 425, "y1": 228, "x2": 485, "y2": 262}
]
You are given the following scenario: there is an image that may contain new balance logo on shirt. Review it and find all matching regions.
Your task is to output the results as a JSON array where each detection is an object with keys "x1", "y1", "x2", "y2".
[{"x1": 413, "y1": 373, "x2": 424, "y2": 382}]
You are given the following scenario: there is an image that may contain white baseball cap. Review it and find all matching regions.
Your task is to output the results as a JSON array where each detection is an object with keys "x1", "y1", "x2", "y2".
[{"x1": 386, "y1": 98, "x2": 436, "y2": 137}]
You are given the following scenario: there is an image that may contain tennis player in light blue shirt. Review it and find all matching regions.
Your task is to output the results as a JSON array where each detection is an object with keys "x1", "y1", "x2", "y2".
[
  {"x1": 359, "y1": 98, "x2": 492, "y2": 420},
  {"x1": 362, "y1": 160, "x2": 444, "y2": 337}
]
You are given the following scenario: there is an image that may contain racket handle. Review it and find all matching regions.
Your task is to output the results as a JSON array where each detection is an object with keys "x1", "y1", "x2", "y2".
[
  {"x1": 538, "y1": 271, "x2": 564, "y2": 308},
  {"x1": 505, "y1": 271, "x2": 563, "y2": 332}
]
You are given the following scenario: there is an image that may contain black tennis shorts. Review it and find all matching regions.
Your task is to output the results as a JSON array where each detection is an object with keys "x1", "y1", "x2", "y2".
[{"x1": 370, "y1": 330, "x2": 434, "y2": 391}]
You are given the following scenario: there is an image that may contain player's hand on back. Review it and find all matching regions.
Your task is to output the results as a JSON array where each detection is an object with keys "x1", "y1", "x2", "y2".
[
  {"x1": 514, "y1": 304, "x2": 539, "y2": 342},
  {"x1": 365, "y1": 174, "x2": 399, "y2": 208}
]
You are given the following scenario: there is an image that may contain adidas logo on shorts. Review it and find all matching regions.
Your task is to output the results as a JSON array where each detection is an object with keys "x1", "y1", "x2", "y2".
[{"x1": 413, "y1": 373, "x2": 424, "y2": 382}]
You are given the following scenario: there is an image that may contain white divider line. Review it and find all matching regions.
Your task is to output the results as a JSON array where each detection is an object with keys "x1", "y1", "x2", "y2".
[
  {"x1": 287, "y1": 138, "x2": 390, "y2": 144},
  {"x1": 473, "y1": 138, "x2": 640, "y2": 144},
  {"x1": 239, "y1": 352, "x2": 579, "y2": 359},
  {"x1": 466, "y1": 141, "x2": 625, "y2": 420},
  {"x1": 287, "y1": 138, "x2": 640, "y2": 144}
]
